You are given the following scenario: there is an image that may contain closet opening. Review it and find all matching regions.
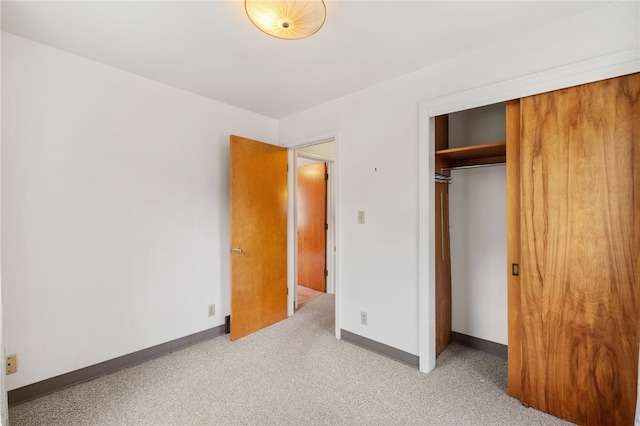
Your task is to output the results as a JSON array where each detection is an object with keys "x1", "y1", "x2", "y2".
[{"x1": 434, "y1": 102, "x2": 508, "y2": 359}]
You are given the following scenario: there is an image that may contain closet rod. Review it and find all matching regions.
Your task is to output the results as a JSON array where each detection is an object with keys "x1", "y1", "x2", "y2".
[{"x1": 442, "y1": 162, "x2": 505, "y2": 172}]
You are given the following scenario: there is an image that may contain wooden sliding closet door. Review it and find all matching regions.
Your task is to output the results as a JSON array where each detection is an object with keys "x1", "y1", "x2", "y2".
[
  {"x1": 505, "y1": 99, "x2": 521, "y2": 399},
  {"x1": 519, "y1": 73, "x2": 639, "y2": 425}
]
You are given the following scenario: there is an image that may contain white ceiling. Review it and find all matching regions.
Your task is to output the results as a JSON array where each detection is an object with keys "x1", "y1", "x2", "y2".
[{"x1": 2, "y1": 1, "x2": 610, "y2": 119}]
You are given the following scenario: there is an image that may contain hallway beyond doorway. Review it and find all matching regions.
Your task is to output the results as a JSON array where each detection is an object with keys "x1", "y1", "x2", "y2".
[{"x1": 298, "y1": 285, "x2": 324, "y2": 304}]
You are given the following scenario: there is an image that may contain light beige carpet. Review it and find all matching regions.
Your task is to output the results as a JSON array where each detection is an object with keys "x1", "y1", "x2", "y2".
[{"x1": 9, "y1": 294, "x2": 571, "y2": 425}]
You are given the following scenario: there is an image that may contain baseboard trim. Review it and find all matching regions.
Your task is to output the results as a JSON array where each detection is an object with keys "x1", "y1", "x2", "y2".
[
  {"x1": 341, "y1": 329, "x2": 419, "y2": 368},
  {"x1": 8, "y1": 325, "x2": 225, "y2": 406},
  {"x1": 451, "y1": 332, "x2": 507, "y2": 359}
]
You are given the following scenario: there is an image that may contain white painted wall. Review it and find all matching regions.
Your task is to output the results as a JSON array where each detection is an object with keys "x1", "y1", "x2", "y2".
[
  {"x1": 296, "y1": 141, "x2": 335, "y2": 159},
  {"x1": 449, "y1": 166, "x2": 507, "y2": 345},
  {"x1": 297, "y1": 158, "x2": 323, "y2": 167},
  {"x1": 279, "y1": 2, "x2": 639, "y2": 356},
  {"x1": 1, "y1": 33, "x2": 277, "y2": 390}
]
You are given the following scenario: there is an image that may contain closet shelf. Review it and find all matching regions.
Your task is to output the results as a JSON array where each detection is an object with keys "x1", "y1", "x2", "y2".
[{"x1": 435, "y1": 141, "x2": 506, "y2": 168}]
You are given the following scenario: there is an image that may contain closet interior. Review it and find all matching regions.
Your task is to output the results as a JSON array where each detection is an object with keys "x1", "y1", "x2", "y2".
[{"x1": 434, "y1": 102, "x2": 508, "y2": 358}]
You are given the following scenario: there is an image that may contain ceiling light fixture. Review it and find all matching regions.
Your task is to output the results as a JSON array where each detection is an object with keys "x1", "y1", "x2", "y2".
[{"x1": 245, "y1": 0, "x2": 326, "y2": 40}]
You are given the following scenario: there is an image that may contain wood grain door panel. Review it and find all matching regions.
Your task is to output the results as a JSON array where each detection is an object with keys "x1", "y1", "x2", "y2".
[
  {"x1": 435, "y1": 114, "x2": 452, "y2": 356},
  {"x1": 230, "y1": 135, "x2": 288, "y2": 341},
  {"x1": 297, "y1": 163, "x2": 327, "y2": 292},
  {"x1": 506, "y1": 99, "x2": 522, "y2": 398},
  {"x1": 519, "y1": 74, "x2": 639, "y2": 425},
  {"x1": 435, "y1": 155, "x2": 452, "y2": 356}
]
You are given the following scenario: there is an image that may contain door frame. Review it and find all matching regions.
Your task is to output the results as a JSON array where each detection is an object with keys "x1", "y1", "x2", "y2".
[
  {"x1": 286, "y1": 135, "x2": 340, "y2": 339},
  {"x1": 417, "y1": 50, "x2": 638, "y2": 373}
]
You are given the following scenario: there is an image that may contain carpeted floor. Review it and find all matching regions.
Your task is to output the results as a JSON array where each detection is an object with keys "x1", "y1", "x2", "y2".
[{"x1": 9, "y1": 294, "x2": 571, "y2": 425}]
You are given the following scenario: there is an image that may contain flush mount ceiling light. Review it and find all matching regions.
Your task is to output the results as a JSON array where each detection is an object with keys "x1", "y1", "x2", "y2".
[{"x1": 245, "y1": 0, "x2": 326, "y2": 40}]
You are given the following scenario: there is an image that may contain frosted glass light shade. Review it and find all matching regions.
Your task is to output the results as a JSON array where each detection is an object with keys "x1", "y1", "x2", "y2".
[{"x1": 245, "y1": 0, "x2": 326, "y2": 40}]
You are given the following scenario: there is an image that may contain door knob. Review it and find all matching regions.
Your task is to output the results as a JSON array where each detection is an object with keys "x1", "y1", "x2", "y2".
[{"x1": 232, "y1": 247, "x2": 243, "y2": 254}]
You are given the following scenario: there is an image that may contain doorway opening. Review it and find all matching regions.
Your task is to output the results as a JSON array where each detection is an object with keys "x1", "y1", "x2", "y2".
[
  {"x1": 289, "y1": 139, "x2": 337, "y2": 328},
  {"x1": 296, "y1": 159, "x2": 327, "y2": 305}
]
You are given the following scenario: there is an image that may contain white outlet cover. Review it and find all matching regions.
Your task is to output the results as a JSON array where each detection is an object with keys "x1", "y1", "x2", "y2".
[{"x1": 358, "y1": 211, "x2": 365, "y2": 224}]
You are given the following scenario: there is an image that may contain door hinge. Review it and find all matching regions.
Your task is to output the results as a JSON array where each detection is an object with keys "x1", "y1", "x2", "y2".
[
  {"x1": 325, "y1": 223, "x2": 328, "y2": 230},
  {"x1": 325, "y1": 173, "x2": 329, "y2": 180},
  {"x1": 324, "y1": 269, "x2": 328, "y2": 277}
]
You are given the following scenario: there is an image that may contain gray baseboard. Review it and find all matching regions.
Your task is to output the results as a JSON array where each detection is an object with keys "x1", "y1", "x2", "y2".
[
  {"x1": 451, "y1": 332, "x2": 507, "y2": 359},
  {"x1": 8, "y1": 325, "x2": 225, "y2": 406},
  {"x1": 341, "y1": 329, "x2": 419, "y2": 368}
]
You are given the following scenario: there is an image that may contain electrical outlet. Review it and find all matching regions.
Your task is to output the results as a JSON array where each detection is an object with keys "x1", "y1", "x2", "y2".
[
  {"x1": 6, "y1": 354, "x2": 17, "y2": 375},
  {"x1": 358, "y1": 211, "x2": 365, "y2": 224},
  {"x1": 208, "y1": 304, "x2": 215, "y2": 317},
  {"x1": 360, "y1": 311, "x2": 368, "y2": 326}
]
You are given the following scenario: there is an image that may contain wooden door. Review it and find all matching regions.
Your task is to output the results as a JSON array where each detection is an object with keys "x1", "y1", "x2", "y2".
[
  {"x1": 519, "y1": 74, "x2": 639, "y2": 425},
  {"x1": 297, "y1": 162, "x2": 327, "y2": 292},
  {"x1": 434, "y1": 115, "x2": 452, "y2": 356},
  {"x1": 230, "y1": 135, "x2": 288, "y2": 341},
  {"x1": 506, "y1": 99, "x2": 522, "y2": 398},
  {"x1": 434, "y1": 176, "x2": 451, "y2": 355}
]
